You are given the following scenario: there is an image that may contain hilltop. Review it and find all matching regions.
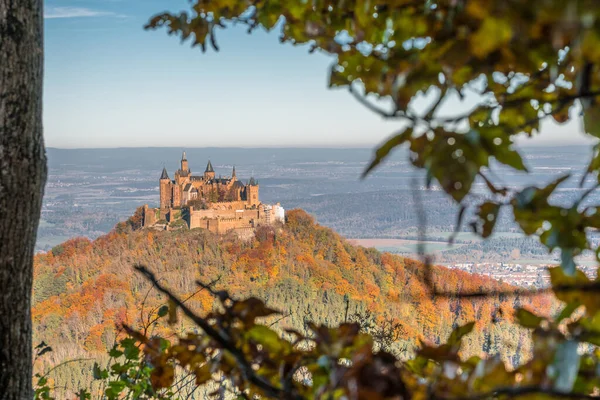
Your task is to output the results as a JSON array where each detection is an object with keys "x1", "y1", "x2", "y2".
[{"x1": 32, "y1": 209, "x2": 553, "y2": 389}]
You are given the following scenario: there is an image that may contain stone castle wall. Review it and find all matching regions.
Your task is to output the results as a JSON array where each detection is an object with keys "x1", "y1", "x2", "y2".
[
  {"x1": 206, "y1": 201, "x2": 248, "y2": 211},
  {"x1": 143, "y1": 205, "x2": 157, "y2": 226},
  {"x1": 189, "y1": 209, "x2": 258, "y2": 233},
  {"x1": 142, "y1": 203, "x2": 283, "y2": 237}
]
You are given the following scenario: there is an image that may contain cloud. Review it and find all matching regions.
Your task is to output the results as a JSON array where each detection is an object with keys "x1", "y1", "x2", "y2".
[{"x1": 44, "y1": 7, "x2": 116, "y2": 19}]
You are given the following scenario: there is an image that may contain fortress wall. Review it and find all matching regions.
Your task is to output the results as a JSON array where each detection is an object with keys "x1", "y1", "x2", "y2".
[
  {"x1": 142, "y1": 205, "x2": 157, "y2": 227},
  {"x1": 241, "y1": 209, "x2": 259, "y2": 219},
  {"x1": 189, "y1": 211, "x2": 213, "y2": 229},
  {"x1": 168, "y1": 208, "x2": 182, "y2": 222},
  {"x1": 207, "y1": 219, "x2": 219, "y2": 234},
  {"x1": 159, "y1": 208, "x2": 169, "y2": 220},
  {"x1": 209, "y1": 201, "x2": 247, "y2": 211},
  {"x1": 216, "y1": 218, "x2": 253, "y2": 234},
  {"x1": 189, "y1": 218, "x2": 205, "y2": 230},
  {"x1": 217, "y1": 210, "x2": 239, "y2": 219},
  {"x1": 190, "y1": 209, "x2": 217, "y2": 219}
]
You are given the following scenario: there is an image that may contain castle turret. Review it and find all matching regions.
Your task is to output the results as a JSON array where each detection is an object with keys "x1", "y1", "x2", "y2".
[
  {"x1": 247, "y1": 177, "x2": 259, "y2": 206},
  {"x1": 204, "y1": 160, "x2": 215, "y2": 180},
  {"x1": 159, "y1": 167, "x2": 171, "y2": 209},
  {"x1": 232, "y1": 166, "x2": 236, "y2": 180},
  {"x1": 181, "y1": 151, "x2": 189, "y2": 174}
]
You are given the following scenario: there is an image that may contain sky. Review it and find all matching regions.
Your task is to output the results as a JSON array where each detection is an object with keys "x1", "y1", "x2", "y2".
[{"x1": 44, "y1": 0, "x2": 593, "y2": 148}]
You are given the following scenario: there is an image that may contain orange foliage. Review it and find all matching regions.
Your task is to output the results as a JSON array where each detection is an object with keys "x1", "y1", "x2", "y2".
[{"x1": 32, "y1": 208, "x2": 554, "y2": 366}]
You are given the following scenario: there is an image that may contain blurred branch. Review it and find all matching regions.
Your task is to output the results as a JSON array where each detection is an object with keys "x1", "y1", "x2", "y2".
[
  {"x1": 411, "y1": 176, "x2": 435, "y2": 293},
  {"x1": 349, "y1": 83, "x2": 407, "y2": 120},
  {"x1": 133, "y1": 264, "x2": 293, "y2": 399},
  {"x1": 435, "y1": 385, "x2": 598, "y2": 400}
]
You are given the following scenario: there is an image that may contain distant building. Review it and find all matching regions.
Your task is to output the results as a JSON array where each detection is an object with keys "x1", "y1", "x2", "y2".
[{"x1": 143, "y1": 152, "x2": 284, "y2": 236}]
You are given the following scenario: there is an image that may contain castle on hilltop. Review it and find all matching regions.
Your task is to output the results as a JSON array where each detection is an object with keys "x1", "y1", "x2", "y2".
[
  {"x1": 159, "y1": 152, "x2": 259, "y2": 209},
  {"x1": 142, "y1": 152, "x2": 284, "y2": 236}
]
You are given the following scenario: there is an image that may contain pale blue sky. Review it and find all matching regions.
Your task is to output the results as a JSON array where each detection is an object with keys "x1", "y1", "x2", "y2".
[{"x1": 44, "y1": 0, "x2": 591, "y2": 148}]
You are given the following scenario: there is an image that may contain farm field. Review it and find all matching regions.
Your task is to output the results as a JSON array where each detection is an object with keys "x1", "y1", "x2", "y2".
[{"x1": 348, "y1": 238, "x2": 464, "y2": 254}]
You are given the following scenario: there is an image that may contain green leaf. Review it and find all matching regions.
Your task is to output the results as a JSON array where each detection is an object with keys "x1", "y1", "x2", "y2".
[
  {"x1": 549, "y1": 267, "x2": 600, "y2": 315},
  {"x1": 584, "y1": 104, "x2": 600, "y2": 139},
  {"x1": 475, "y1": 201, "x2": 501, "y2": 238},
  {"x1": 121, "y1": 338, "x2": 140, "y2": 360},
  {"x1": 470, "y1": 18, "x2": 513, "y2": 59},
  {"x1": 512, "y1": 175, "x2": 570, "y2": 235},
  {"x1": 76, "y1": 390, "x2": 91, "y2": 400},
  {"x1": 556, "y1": 302, "x2": 580, "y2": 324},
  {"x1": 363, "y1": 128, "x2": 413, "y2": 178},
  {"x1": 109, "y1": 346, "x2": 123, "y2": 358},
  {"x1": 158, "y1": 304, "x2": 169, "y2": 318},
  {"x1": 105, "y1": 381, "x2": 126, "y2": 400},
  {"x1": 447, "y1": 322, "x2": 475, "y2": 346},
  {"x1": 515, "y1": 308, "x2": 544, "y2": 329},
  {"x1": 93, "y1": 362, "x2": 108, "y2": 380},
  {"x1": 168, "y1": 299, "x2": 178, "y2": 325},
  {"x1": 246, "y1": 325, "x2": 290, "y2": 355},
  {"x1": 584, "y1": 143, "x2": 600, "y2": 182}
]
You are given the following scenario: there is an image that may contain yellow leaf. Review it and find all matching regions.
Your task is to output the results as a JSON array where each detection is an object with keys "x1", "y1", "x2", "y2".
[
  {"x1": 549, "y1": 267, "x2": 600, "y2": 315},
  {"x1": 581, "y1": 31, "x2": 600, "y2": 64},
  {"x1": 150, "y1": 363, "x2": 175, "y2": 389},
  {"x1": 584, "y1": 105, "x2": 600, "y2": 139},
  {"x1": 168, "y1": 299, "x2": 178, "y2": 325},
  {"x1": 465, "y1": 2, "x2": 488, "y2": 19},
  {"x1": 246, "y1": 325, "x2": 290, "y2": 355},
  {"x1": 471, "y1": 18, "x2": 513, "y2": 59}
]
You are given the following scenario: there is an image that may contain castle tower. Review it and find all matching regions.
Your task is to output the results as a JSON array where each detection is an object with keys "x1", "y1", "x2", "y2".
[
  {"x1": 232, "y1": 166, "x2": 236, "y2": 180},
  {"x1": 204, "y1": 160, "x2": 215, "y2": 180},
  {"x1": 159, "y1": 167, "x2": 171, "y2": 209},
  {"x1": 181, "y1": 151, "x2": 189, "y2": 174},
  {"x1": 247, "y1": 177, "x2": 259, "y2": 207}
]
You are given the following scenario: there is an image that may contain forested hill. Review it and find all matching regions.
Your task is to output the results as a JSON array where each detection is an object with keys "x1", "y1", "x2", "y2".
[{"x1": 32, "y1": 209, "x2": 553, "y2": 382}]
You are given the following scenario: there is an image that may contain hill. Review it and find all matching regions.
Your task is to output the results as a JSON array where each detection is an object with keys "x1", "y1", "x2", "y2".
[{"x1": 32, "y1": 209, "x2": 553, "y2": 390}]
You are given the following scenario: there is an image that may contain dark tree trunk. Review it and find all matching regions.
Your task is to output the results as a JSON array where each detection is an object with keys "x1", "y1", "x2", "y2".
[{"x1": 0, "y1": 0, "x2": 46, "y2": 398}]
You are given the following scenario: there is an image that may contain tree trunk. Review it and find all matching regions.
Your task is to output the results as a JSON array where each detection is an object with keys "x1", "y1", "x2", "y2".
[{"x1": 0, "y1": 1, "x2": 46, "y2": 398}]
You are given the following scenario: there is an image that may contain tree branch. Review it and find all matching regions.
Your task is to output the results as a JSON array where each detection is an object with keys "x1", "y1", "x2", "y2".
[
  {"x1": 434, "y1": 385, "x2": 598, "y2": 400},
  {"x1": 133, "y1": 264, "x2": 294, "y2": 399}
]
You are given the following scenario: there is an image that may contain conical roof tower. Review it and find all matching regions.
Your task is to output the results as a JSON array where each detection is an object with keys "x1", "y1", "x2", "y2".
[{"x1": 160, "y1": 167, "x2": 169, "y2": 180}]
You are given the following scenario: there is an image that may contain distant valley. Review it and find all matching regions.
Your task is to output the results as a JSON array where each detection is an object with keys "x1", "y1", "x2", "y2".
[{"x1": 40, "y1": 146, "x2": 597, "y2": 275}]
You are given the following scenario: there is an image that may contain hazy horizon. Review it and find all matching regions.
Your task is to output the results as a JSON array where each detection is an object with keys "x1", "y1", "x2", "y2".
[{"x1": 45, "y1": 141, "x2": 595, "y2": 150}]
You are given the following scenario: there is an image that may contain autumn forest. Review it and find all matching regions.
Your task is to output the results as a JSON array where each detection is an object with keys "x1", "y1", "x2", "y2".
[{"x1": 31, "y1": 208, "x2": 553, "y2": 393}]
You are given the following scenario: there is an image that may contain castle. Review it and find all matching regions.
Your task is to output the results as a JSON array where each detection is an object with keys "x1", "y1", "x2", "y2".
[{"x1": 143, "y1": 152, "x2": 284, "y2": 236}]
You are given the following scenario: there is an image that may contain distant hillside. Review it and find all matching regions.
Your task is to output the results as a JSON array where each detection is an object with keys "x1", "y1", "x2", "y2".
[{"x1": 32, "y1": 209, "x2": 553, "y2": 390}]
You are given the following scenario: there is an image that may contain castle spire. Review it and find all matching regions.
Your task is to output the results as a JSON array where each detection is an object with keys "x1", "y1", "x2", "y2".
[
  {"x1": 160, "y1": 167, "x2": 169, "y2": 180},
  {"x1": 181, "y1": 151, "x2": 189, "y2": 174},
  {"x1": 205, "y1": 160, "x2": 214, "y2": 173},
  {"x1": 232, "y1": 165, "x2": 236, "y2": 178}
]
